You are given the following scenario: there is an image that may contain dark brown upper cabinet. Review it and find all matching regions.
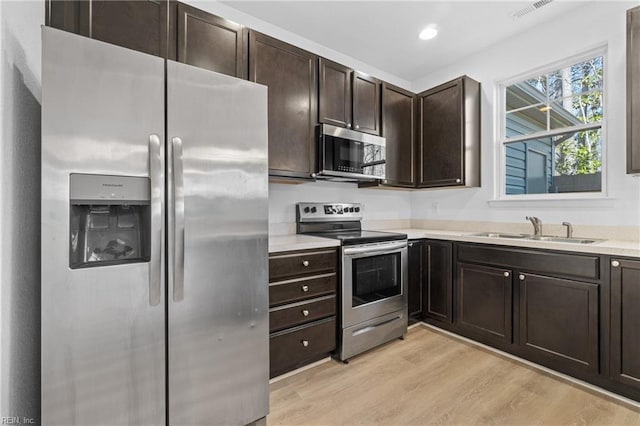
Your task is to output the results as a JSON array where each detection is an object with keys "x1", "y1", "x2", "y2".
[
  {"x1": 176, "y1": 3, "x2": 247, "y2": 79},
  {"x1": 417, "y1": 76, "x2": 480, "y2": 188},
  {"x1": 249, "y1": 32, "x2": 318, "y2": 180},
  {"x1": 46, "y1": 0, "x2": 176, "y2": 59},
  {"x1": 318, "y1": 58, "x2": 353, "y2": 129},
  {"x1": 353, "y1": 72, "x2": 381, "y2": 135},
  {"x1": 628, "y1": 6, "x2": 640, "y2": 173},
  {"x1": 381, "y1": 83, "x2": 416, "y2": 187},
  {"x1": 318, "y1": 59, "x2": 381, "y2": 135},
  {"x1": 610, "y1": 258, "x2": 640, "y2": 390}
]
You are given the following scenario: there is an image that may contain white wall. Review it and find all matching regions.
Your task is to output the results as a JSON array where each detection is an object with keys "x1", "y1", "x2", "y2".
[
  {"x1": 410, "y1": 1, "x2": 640, "y2": 230},
  {"x1": 185, "y1": 1, "x2": 412, "y2": 90},
  {"x1": 0, "y1": 0, "x2": 42, "y2": 422}
]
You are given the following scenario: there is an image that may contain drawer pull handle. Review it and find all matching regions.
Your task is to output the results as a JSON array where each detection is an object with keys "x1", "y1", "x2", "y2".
[
  {"x1": 302, "y1": 260, "x2": 310, "y2": 267},
  {"x1": 301, "y1": 340, "x2": 309, "y2": 347},
  {"x1": 302, "y1": 309, "x2": 310, "y2": 316},
  {"x1": 519, "y1": 274, "x2": 525, "y2": 281},
  {"x1": 503, "y1": 272, "x2": 510, "y2": 277},
  {"x1": 611, "y1": 260, "x2": 620, "y2": 267},
  {"x1": 301, "y1": 285, "x2": 309, "y2": 292}
]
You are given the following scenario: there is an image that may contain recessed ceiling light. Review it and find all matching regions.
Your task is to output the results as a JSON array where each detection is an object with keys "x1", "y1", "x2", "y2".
[{"x1": 419, "y1": 27, "x2": 438, "y2": 41}]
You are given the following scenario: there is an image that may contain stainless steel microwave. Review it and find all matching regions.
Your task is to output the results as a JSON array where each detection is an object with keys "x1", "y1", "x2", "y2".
[{"x1": 316, "y1": 124, "x2": 386, "y2": 181}]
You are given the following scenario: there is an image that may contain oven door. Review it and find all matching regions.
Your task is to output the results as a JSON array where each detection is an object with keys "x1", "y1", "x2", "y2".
[{"x1": 341, "y1": 240, "x2": 407, "y2": 327}]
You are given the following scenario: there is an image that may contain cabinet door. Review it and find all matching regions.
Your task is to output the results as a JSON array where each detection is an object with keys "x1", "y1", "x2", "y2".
[
  {"x1": 352, "y1": 72, "x2": 381, "y2": 135},
  {"x1": 628, "y1": 7, "x2": 640, "y2": 173},
  {"x1": 176, "y1": 3, "x2": 246, "y2": 78},
  {"x1": 518, "y1": 273, "x2": 599, "y2": 374},
  {"x1": 318, "y1": 58, "x2": 352, "y2": 129},
  {"x1": 381, "y1": 83, "x2": 416, "y2": 187},
  {"x1": 249, "y1": 32, "x2": 317, "y2": 179},
  {"x1": 457, "y1": 263, "x2": 512, "y2": 345},
  {"x1": 46, "y1": 0, "x2": 176, "y2": 59},
  {"x1": 424, "y1": 240, "x2": 453, "y2": 323},
  {"x1": 610, "y1": 259, "x2": 640, "y2": 388},
  {"x1": 417, "y1": 76, "x2": 480, "y2": 188},
  {"x1": 407, "y1": 241, "x2": 424, "y2": 318},
  {"x1": 418, "y1": 79, "x2": 463, "y2": 187}
]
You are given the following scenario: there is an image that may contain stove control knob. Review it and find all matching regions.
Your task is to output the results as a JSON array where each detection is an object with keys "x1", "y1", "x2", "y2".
[
  {"x1": 355, "y1": 207, "x2": 360, "y2": 212},
  {"x1": 311, "y1": 207, "x2": 317, "y2": 213},
  {"x1": 304, "y1": 207, "x2": 310, "y2": 213}
]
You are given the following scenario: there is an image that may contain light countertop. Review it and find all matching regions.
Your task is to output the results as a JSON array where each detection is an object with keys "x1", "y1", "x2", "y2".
[
  {"x1": 268, "y1": 234, "x2": 341, "y2": 254},
  {"x1": 269, "y1": 228, "x2": 640, "y2": 258},
  {"x1": 385, "y1": 228, "x2": 640, "y2": 258}
]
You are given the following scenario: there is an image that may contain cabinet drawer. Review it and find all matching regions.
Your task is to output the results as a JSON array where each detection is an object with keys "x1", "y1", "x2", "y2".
[
  {"x1": 270, "y1": 295, "x2": 336, "y2": 332},
  {"x1": 457, "y1": 244, "x2": 600, "y2": 280},
  {"x1": 269, "y1": 273, "x2": 336, "y2": 306},
  {"x1": 270, "y1": 317, "x2": 336, "y2": 378},
  {"x1": 269, "y1": 249, "x2": 337, "y2": 281}
]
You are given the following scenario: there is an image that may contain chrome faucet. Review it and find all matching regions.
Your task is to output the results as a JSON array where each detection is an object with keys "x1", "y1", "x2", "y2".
[
  {"x1": 562, "y1": 222, "x2": 574, "y2": 238},
  {"x1": 526, "y1": 216, "x2": 542, "y2": 236}
]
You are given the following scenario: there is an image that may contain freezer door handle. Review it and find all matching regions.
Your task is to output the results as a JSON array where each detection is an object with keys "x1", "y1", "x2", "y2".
[
  {"x1": 149, "y1": 134, "x2": 164, "y2": 306},
  {"x1": 171, "y1": 137, "x2": 186, "y2": 302}
]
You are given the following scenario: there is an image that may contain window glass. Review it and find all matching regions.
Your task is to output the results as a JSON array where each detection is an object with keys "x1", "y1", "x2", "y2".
[{"x1": 501, "y1": 53, "x2": 604, "y2": 196}]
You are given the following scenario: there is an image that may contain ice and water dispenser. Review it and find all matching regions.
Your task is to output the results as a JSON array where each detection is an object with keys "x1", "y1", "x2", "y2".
[{"x1": 69, "y1": 174, "x2": 151, "y2": 269}]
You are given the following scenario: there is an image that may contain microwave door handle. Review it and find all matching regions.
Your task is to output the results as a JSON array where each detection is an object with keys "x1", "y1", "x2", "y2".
[
  {"x1": 343, "y1": 241, "x2": 407, "y2": 256},
  {"x1": 170, "y1": 137, "x2": 186, "y2": 302},
  {"x1": 148, "y1": 134, "x2": 164, "y2": 307}
]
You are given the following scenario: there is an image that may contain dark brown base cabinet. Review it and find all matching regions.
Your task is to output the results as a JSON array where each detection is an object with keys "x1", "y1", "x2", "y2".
[
  {"x1": 518, "y1": 273, "x2": 599, "y2": 375},
  {"x1": 407, "y1": 241, "x2": 423, "y2": 319},
  {"x1": 268, "y1": 248, "x2": 337, "y2": 378},
  {"x1": 423, "y1": 240, "x2": 453, "y2": 324},
  {"x1": 610, "y1": 259, "x2": 640, "y2": 390},
  {"x1": 456, "y1": 262, "x2": 513, "y2": 348}
]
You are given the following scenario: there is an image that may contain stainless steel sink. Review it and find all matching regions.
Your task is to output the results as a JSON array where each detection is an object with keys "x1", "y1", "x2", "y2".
[
  {"x1": 471, "y1": 232, "x2": 529, "y2": 239},
  {"x1": 472, "y1": 232, "x2": 602, "y2": 244},
  {"x1": 528, "y1": 236, "x2": 603, "y2": 244}
]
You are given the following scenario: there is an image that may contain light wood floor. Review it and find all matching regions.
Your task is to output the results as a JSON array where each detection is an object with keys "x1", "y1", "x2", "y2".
[{"x1": 268, "y1": 325, "x2": 640, "y2": 425}]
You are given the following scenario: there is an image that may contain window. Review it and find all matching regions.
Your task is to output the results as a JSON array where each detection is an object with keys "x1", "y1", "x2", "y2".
[{"x1": 499, "y1": 49, "x2": 605, "y2": 198}]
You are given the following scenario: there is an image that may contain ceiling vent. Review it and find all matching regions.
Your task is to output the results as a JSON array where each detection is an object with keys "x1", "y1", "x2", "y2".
[{"x1": 510, "y1": 0, "x2": 554, "y2": 20}]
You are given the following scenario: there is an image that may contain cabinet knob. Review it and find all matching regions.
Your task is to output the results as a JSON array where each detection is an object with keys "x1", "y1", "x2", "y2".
[
  {"x1": 301, "y1": 340, "x2": 309, "y2": 347},
  {"x1": 519, "y1": 274, "x2": 525, "y2": 281},
  {"x1": 302, "y1": 309, "x2": 310, "y2": 317},
  {"x1": 311, "y1": 173, "x2": 317, "y2": 178},
  {"x1": 456, "y1": 178, "x2": 462, "y2": 183},
  {"x1": 347, "y1": 123, "x2": 351, "y2": 128},
  {"x1": 611, "y1": 260, "x2": 620, "y2": 268},
  {"x1": 301, "y1": 285, "x2": 309, "y2": 292},
  {"x1": 503, "y1": 272, "x2": 510, "y2": 277},
  {"x1": 355, "y1": 124, "x2": 360, "y2": 129},
  {"x1": 408, "y1": 243, "x2": 414, "y2": 247},
  {"x1": 302, "y1": 260, "x2": 310, "y2": 267}
]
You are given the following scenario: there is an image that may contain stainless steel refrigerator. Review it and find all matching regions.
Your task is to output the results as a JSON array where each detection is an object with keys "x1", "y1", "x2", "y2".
[{"x1": 41, "y1": 27, "x2": 269, "y2": 425}]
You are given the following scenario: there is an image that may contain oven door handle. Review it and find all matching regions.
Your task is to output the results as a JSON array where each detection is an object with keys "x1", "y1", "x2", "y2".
[{"x1": 343, "y1": 241, "x2": 407, "y2": 256}]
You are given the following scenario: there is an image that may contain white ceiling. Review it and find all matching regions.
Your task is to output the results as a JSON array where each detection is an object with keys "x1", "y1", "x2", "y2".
[{"x1": 221, "y1": 1, "x2": 590, "y2": 83}]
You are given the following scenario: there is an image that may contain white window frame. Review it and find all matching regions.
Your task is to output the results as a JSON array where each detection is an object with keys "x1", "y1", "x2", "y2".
[{"x1": 495, "y1": 45, "x2": 608, "y2": 201}]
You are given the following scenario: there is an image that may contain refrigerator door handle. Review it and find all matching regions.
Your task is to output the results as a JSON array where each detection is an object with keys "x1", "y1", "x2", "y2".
[
  {"x1": 171, "y1": 136, "x2": 186, "y2": 302},
  {"x1": 149, "y1": 134, "x2": 164, "y2": 306}
]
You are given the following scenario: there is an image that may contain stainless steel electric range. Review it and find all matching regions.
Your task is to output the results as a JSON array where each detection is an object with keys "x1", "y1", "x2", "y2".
[{"x1": 296, "y1": 202, "x2": 408, "y2": 361}]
